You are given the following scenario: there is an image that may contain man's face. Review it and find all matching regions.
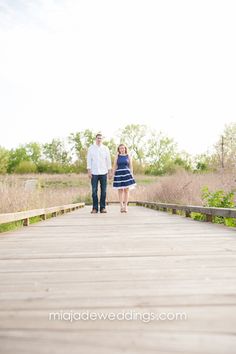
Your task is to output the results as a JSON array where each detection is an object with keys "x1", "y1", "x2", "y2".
[{"x1": 96, "y1": 135, "x2": 103, "y2": 145}]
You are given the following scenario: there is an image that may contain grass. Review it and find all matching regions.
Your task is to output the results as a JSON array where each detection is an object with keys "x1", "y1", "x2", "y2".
[
  {"x1": 0, "y1": 213, "x2": 60, "y2": 234},
  {"x1": 0, "y1": 220, "x2": 24, "y2": 233},
  {"x1": 144, "y1": 169, "x2": 236, "y2": 206},
  {"x1": 134, "y1": 176, "x2": 158, "y2": 185},
  {"x1": 0, "y1": 170, "x2": 236, "y2": 231},
  {"x1": 0, "y1": 173, "x2": 159, "y2": 213}
]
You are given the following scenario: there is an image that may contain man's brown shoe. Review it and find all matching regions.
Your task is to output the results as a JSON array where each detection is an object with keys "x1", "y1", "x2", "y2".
[
  {"x1": 91, "y1": 209, "x2": 98, "y2": 214},
  {"x1": 100, "y1": 209, "x2": 107, "y2": 213}
]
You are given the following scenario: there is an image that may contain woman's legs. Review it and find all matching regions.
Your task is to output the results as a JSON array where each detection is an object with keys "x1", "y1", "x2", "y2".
[
  {"x1": 123, "y1": 188, "x2": 129, "y2": 211},
  {"x1": 118, "y1": 189, "x2": 124, "y2": 210}
]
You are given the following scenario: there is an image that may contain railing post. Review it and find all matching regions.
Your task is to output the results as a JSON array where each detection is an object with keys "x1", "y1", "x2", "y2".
[
  {"x1": 23, "y1": 218, "x2": 30, "y2": 226},
  {"x1": 206, "y1": 214, "x2": 213, "y2": 222},
  {"x1": 185, "y1": 210, "x2": 191, "y2": 218}
]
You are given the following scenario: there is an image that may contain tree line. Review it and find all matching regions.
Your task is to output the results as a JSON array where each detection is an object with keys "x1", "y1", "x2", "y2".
[{"x1": 0, "y1": 123, "x2": 235, "y2": 175}]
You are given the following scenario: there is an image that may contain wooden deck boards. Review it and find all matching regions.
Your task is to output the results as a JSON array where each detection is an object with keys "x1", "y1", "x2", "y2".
[{"x1": 0, "y1": 205, "x2": 236, "y2": 354}]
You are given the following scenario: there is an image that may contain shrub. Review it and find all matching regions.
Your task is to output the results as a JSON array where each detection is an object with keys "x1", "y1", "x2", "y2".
[
  {"x1": 201, "y1": 186, "x2": 236, "y2": 226},
  {"x1": 15, "y1": 161, "x2": 37, "y2": 174},
  {"x1": 37, "y1": 161, "x2": 74, "y2": 173},
  {"x1": 132, "y1": 160, "x2": 146, "y2": 174}
]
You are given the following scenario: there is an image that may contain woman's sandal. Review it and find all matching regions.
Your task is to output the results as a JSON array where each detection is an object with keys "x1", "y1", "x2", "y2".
[{"x1": 122, "y1": 205, "x2": 128, "y2": 213}]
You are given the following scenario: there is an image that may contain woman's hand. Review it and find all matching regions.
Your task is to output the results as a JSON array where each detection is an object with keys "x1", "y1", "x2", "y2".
[{"x1": 108, "y1": 170, "x2": 113, "y2": 179}]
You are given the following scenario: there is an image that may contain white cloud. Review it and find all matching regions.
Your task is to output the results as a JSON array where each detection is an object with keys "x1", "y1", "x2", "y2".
[{"x1": 0, "y1": 0, "x2": 235, "y2": 154}]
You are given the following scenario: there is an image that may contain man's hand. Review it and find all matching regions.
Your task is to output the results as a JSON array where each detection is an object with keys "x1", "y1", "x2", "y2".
[
  {"x1": 88, "y1": 170, "x2": 92, "y2": 179},
  {"x1": 108, "y1": 170, "x2": 113, "y2": 180}
]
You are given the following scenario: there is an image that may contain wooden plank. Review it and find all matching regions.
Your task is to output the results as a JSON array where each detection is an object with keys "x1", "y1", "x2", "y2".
[
  {"x1": 0, "y1": 205, "x2": 236, "y2": 354},
  {"x1": 0, "y1": 305, "x2": 235, "y2": 333},
  {"x1": 1, "y1": 293, "x2": 236, "y2": 310},
  {"x1": 0, "y1": 330, "x2": 235, "y2": 354}
]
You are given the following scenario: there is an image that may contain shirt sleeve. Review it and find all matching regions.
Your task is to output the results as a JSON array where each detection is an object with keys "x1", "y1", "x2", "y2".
[
  {"x1": 87, "y1": 147, "x2": 92, "y2": 169},
  {"x1": 106, "y1": 147, "x2": 112, "y2": 170}
]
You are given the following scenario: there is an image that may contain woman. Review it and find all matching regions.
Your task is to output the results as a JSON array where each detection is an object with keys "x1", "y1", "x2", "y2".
[{"x1": 112, "y1": 144, "x2": 136, "y2": 213}]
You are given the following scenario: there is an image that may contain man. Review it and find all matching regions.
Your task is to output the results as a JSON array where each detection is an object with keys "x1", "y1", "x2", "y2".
[{"x1": 87, "y1": 133, "x2": 112, "y2": 213}]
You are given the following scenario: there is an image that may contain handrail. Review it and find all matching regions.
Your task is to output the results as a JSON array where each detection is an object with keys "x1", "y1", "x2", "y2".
[
  {"x1": 135, "y1": 201, "x2": 236, "y2": 221},
  {"x1": 1, "y1": 200, "x2": 235, "y2": 226},
  {"x1": 0, "y1": 202, "x2": 85, "y2": 226},
  {"x1": 107, "y1": 200, "x2": 236, "y2": 222}
]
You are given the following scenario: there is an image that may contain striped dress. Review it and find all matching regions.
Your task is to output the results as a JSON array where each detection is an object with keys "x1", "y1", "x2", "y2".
[{"x1": 113, "y1": 154, "x2": 136, "y2": 189}]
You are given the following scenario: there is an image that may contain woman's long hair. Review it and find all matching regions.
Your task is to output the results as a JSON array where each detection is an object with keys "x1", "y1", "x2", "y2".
[{"x1": 117, "y1": 144, "x2": 128, "y2": 154}]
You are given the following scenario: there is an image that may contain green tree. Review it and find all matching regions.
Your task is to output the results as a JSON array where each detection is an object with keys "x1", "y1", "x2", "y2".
[
  {"x1": 193, "y1": 153, "x2": 217, "y2": 172},
  {"x1": 103, "y1": 137, "x2": 117, "y2": 157},
  {"x1": 173, "y1": 152, "x2": 192, "y2": 171},
  {"x1": 119, "y1": 124, "x2": 148, "y2": 164},
  {"x1": 0, "y1": 147, "x2": 9, "y2": 174},
  {"x1": 43, "y1": 139, "x2": 71, "y2": 164},
  {"x1": 25, "y1": 142, "x2": 42, "y2": 165},
  {"x1": 214, "y1": 122, "x2": 236, "y2": 169},
  {"x1": 69, "y1": 129, "x2": 95, "y2": 171},
  {"x1": 145, "y1": 131, "x2": 177, "y2": 175},
  {"x1": 7, "y1": 146, "x2": 30, "y2": 173}
]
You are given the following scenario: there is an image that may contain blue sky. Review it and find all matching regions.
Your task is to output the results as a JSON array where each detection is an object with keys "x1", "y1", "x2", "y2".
[{"x1": 0, "y1": 0, "x2": 235, "y2": 154}]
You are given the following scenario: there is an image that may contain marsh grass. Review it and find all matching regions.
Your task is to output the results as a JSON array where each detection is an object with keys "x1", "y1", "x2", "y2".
[
  {"x1": 144, "y1": 170, "x2": 236, "y2": 206},
  {"x1": 0, "y1": 220, "x2": 24, "y2": 233},
  {"x1": 0, "y1": 171, "x2": 235, "y2": 216}
]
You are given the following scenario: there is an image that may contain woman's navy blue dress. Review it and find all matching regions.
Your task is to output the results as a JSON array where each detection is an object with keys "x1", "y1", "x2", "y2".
[{"x1": 113, "y1": 154, "x2": 136, "y2": 189}]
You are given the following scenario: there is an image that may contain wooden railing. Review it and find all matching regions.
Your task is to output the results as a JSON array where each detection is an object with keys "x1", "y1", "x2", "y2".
[
  {"x1": 1, "y1": 200, "x2": 235, "y2": 227},
  {"x1": 0, "y1": 203, "x2": 85, "y2": 226},
  {"x1": 107, "y1": 200, "x2": 236, "y2": 222}
]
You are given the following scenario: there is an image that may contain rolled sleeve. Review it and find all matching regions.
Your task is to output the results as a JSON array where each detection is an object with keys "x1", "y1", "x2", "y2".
[{"x1": 87, "y1": 148, "x2": 92, "y2": 169}]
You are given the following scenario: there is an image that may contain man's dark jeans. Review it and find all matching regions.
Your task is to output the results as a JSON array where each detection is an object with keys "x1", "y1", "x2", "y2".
[{"x1": 91, "y1": 174, "x2": 107, "y2": 211}]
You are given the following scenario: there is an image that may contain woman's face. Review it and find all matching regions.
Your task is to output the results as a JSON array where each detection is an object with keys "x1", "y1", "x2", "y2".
[{"x1": 119, "y1": 145, "x2": 126, "y2": 154}]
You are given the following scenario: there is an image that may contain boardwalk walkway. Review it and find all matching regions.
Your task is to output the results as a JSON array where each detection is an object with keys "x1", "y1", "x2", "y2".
[{"x1": 0, "y1": 205, "x2": 236, "y2": 354}]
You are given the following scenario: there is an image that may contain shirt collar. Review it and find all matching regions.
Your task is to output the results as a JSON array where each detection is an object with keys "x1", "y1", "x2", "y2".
[{"x1": 94, "y1": 143, "x2": 103, "y2": 148}]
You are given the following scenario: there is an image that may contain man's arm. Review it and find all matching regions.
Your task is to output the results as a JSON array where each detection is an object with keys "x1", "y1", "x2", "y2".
[
  {"x1": 106, "y1": 148, "x2": 112, "y2": 178},
  {"x1": 87, "y1": 147, "x2": 92, "y2": 178}
]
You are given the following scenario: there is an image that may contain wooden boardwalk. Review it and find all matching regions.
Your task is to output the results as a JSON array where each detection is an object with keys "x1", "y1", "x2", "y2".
[{"x1": 0, "y1": 205, "x2": 236, "y2": 354}]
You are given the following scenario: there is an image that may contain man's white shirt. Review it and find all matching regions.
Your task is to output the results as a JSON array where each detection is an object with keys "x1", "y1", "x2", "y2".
[{"x1": 87, "y1": 143, "x2": 112, "y2": 175}]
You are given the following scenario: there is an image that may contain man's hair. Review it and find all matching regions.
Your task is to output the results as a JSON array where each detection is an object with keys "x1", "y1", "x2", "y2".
[{"x1": 96, "y1": 133, "x2": 103, "y2": 138}]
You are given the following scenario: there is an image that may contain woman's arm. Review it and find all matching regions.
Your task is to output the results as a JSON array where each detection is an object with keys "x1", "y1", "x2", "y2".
[
  {"x1": 128, "y1": 154, "x2": 133, "y2": 175},
  {"x1": 112, "y1": 154, "x2": 118, "y2": 175}
]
